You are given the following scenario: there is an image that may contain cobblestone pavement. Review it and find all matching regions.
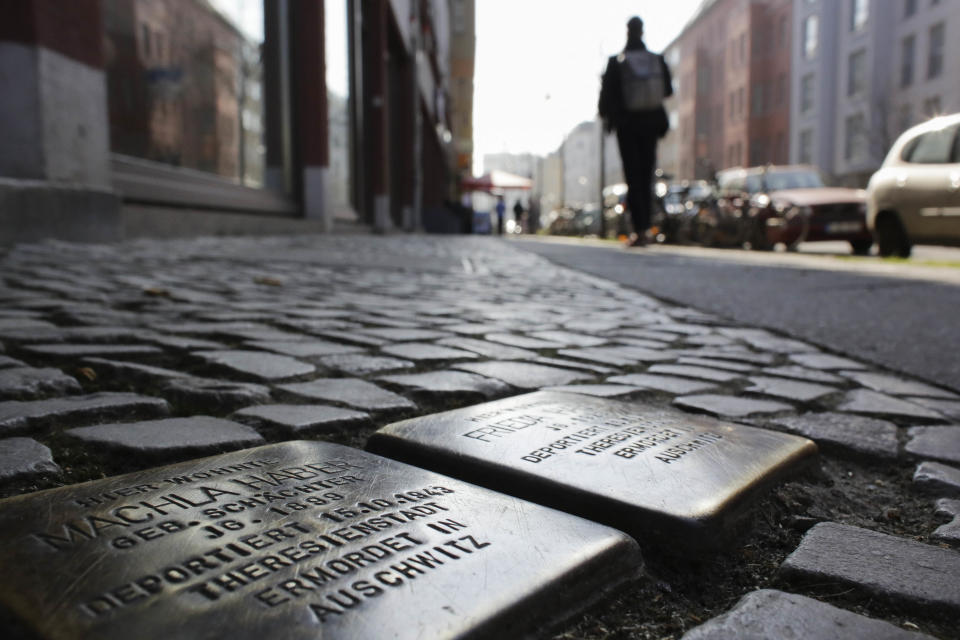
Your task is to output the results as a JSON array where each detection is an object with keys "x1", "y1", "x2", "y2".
[{"x1": 1, "y1": 235, "x2": 958, "y2": 638}]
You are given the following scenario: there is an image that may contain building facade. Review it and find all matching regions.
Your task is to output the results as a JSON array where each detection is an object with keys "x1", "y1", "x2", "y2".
[
  {"x1": 792, "y1": 0, "x2": 960, "y2": 187},
  {"x1": 661, "y1": 0, "x2": 792, "y2": 182},
  {"x1": 0, "y1": 0, "x2": 472, "y2": 244}
]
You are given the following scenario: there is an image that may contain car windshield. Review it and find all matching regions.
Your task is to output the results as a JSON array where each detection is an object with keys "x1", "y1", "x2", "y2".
[{"x1": 763, "y1": 170, "x2": 824, "y2": 191}]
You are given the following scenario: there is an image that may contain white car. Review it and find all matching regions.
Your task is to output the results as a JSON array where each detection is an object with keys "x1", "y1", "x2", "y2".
[{"x1": 866, "y1": 113, "x2": 960, "y2": 257}]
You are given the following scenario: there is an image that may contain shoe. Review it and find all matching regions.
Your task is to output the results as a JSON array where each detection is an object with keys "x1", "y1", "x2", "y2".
[{"x1": 627, "y1": 236, "x2": 647, "y2": 247}]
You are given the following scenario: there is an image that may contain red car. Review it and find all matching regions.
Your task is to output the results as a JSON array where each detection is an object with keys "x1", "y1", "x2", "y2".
[{"x1": 715, "y1": 165, "x2": 873, "y2": 254}]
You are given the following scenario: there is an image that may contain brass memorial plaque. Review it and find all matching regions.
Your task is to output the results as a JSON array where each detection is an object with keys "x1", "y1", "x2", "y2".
[
  {"x1": 0, "y1": 442, "x2": 640, "y2": 639},
  {"x1": 368, "y1": 391, "x2": 817, "y2": 545}
]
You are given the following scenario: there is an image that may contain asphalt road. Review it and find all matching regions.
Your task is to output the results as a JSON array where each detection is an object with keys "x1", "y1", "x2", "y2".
[{"x1": 513, "y1": 237, "x2": 960, "y2": 393}]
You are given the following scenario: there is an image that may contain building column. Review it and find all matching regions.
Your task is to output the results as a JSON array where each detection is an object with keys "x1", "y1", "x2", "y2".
[
  {"x1": 291, "y1": 0, "x2": 330, "y2": 230},
  {"x1": 263, "y1": 0, "x2": 294, "y2": 196},
  {"x1": 364, "y1": 0, "x2": 391, "y2": 231},
  {"x1": 0, "y1": 0, "x2": 119, "y2": 244}
]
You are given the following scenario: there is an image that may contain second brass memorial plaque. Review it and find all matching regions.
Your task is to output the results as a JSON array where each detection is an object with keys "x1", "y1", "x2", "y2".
[
  {"x1": 0, "y1": 441, "x2": 640, "y2": 639},
  {"x1": 367, "y1": 391, "x2": 817, "y2": 545}
]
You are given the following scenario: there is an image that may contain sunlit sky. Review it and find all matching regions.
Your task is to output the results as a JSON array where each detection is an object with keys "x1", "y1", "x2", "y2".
[{"x1": 473, "y1": 0, "x2": 704, "y2": 173}]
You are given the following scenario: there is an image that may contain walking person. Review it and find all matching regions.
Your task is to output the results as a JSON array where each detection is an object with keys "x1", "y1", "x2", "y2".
[
  {"x1": 495, "y1": 196, "x2": 506, "y2": 236},
  {"x1": 598, "y1": 16, "x2": 673, "y2": 247},
  {"x1": 512, "y1": 199, "x2": 525, "y2": 233}
]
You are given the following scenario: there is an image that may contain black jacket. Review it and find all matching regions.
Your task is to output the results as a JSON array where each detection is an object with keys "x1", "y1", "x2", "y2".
[{"x1": 598, "y1": 41, "x2": 673, "y2": 137}]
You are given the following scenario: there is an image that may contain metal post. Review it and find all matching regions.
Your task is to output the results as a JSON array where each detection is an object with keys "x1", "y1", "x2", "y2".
[
  {"x1": 410, "y1": 0, "x2": 423, "y2": 231},
  {"x1": 598, "y1": 122, "x2": 607, "y2": 238}
]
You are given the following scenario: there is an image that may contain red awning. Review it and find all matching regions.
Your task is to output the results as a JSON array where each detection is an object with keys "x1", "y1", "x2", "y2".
[{"x1": 461, "y1": 170, "x2": 532, "y2": 193}]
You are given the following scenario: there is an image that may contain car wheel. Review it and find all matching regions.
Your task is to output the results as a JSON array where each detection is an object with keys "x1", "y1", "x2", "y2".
[
  {"x1": 749, "y1": 220, "x2": 772, "y2": 251},
  {"x1": 696, "y1": 221, "x2": 716, "y2": 246},
  {"x1": 875, "y1": 212, "x2": 912, "y2": 258},
  {"x1": 849, "y1": 238, "x2": 872, "y2": 256}
]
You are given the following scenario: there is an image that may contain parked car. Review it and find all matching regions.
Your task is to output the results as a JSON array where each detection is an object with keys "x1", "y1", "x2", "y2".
[
  {"x1": 651, "y1": 180, "x2": 715, "y2": 244},
  {"x1": 866, "y1": 113, "x2": 960, "y2": 257},
  {"x1": 715, "y1": 165, "x2": 873, "y2": 254},
  {"x1": 547, "y1": 205, "x2": 605, "y2": 237}
]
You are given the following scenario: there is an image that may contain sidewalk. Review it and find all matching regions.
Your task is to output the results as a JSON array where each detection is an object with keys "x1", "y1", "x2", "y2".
[{"x1": 0, "y1": 234, "x2": 957, "y2": 638}]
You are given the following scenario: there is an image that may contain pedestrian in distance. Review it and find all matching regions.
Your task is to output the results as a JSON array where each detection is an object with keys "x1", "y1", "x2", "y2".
[
  {"x1": 598, "y1": 16, "x2": 673, "y2": 248},
  {"x1": 495, "y1": 196, "x2": 506, "y2": 236},
  {"x1": 513, "y1": 199, "x2": 525, "y2": 233}
]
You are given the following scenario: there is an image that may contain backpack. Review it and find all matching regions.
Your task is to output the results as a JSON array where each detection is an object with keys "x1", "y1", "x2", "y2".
[{"x1": 618, "y1": 50, "x2": 664, "y2": 111}]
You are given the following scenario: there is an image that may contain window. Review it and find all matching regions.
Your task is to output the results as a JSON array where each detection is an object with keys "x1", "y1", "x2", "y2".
[
  {"x1": 847, "y1": 49, "x2": 866, "y2": 96},
  {"x1": 803, "y1": 15, "x2": 819, "y2": 60},
  {"x1": 738, "y1": 87, "x2": 745, "y2": 117},
  {"x1": 928, "y1": 22, "x2": 944, "y2": 79},
  {"x1": 904, "y1": 0, "x2": 917, "y2": 17},
  {"x1": 850, "y1": 0, "x2": 868, "y2": 32},
  {"x1": 800, "y1": 73, "x2": 815, "y2": 112},
  {"x1": 844, "y1": 113, "x2": 866, "y2": 160},
  {"x1": 900, "y1": 35, "x2": 915, "y2": 87},
  {"x1": 799, "y1": 129, "x2": 813, "y2": 164},
  {"x1": 729, "y1": 92, "x2": 736, "y2": 122},
  {"x1": 902, "y1": 124, "x2": 958, "y2": 163}
]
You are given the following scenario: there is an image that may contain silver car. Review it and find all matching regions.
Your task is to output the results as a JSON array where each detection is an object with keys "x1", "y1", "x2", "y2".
[{"x1": 866, "y1": 113, "x2": 960, "y2": 257}]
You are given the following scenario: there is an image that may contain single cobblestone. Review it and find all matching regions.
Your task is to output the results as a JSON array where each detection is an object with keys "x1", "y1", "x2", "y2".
[
  {"x1": 769, "y1": 412, "x2": 899, "y2": 459},
  {"x1": 542, "y1": 384, "x2": 641, "y2": 397},
  {"x1": 436, "y1": 336, "x2": 538, "y2": 360},
  {"x1": 745, "y1": 376, "x2": 838, "y2": 402},
  {"x1": 932, "y1": 498, "x2": 960, "y2": 545},
  {"x1": 316, "y1": 353, "x2": 415, "y2": 376},
  {"x1": 0, "y1": 356, "x2": 25, "y2": 369},
  {"x1": 454, "y1": 361, "x2": 592, "y2": 389},
  {"x1": 484, "y1": 333, "x2": 565, "y2": 349},
  {"x1": 22, "y1": 343, "x2": 163, "y2": 357},
  {"x1": 781, "y1": 522, "x2": 960, "y2": 615},
  {"x1": 905, "y1": 397, "x2": 960, "y2": 420},
  {"x1": 790, "y1": 352, "x2": 868, "y2": 370},
  {"x1": 0, "y1": 438, "x2": 61, "y2": 482},
  {"x1": 160, "y1": 377, "x2": 272, "y2": 412},
  {"x1": 378, "y1": 370, "x2": 510, "y2": 398},
  {"x1": 532, "y1": 356, "x2": 619, "y2": 375},
  {"x1": 913, "y1": 461, "x2": 960, "y2": 497},
  {"x1": 607, "y1": 373, "x2": 717, "y2": 395},
  {"x1": 65, "y1": 417, "x2": 264, "y2": 457},
  {"x1": 528, "y1": 331, "x2": 608, "y2": 347},
  {"x1": 759, "y1": 365, "x2": 846, "y2": 384},
  {"x1": 0, "y1": 367, "x2": 82, "y2": 399},
  {"x1": 279, "y1": 378, "x2": 416, "y2": 411},
  {"x1": 558, "y1": 346, "x2": 674, "y2": 366},
  {"x1": 682, "y1": 589, "x2": 935, "y2": 639},
  {"x1": 194, "y1": 349, "x2": 316, "y2": 381},
  {"x1": 837, "y1": 390, "x2": 945, "y2": 421},
  {"x1": 674, "y1": 394, "x2": 793, "y2": 418},
  {"x1": 840, "y1": 371, "x2": 959, "y2": 400},
  {"x1": 243, "y1": 339, "x2": 362, "y2": 358},
  {"x1": 0, "y1": 392, "x2": 169, "y2": 435},
  {"x1": 81, "y1": 357, "x2": 191, "y2": 383},
  {"x1": 676, "y1": 356, "x2": 754, "y2": 372},
  {"x1": 648, "y1": 364, "x2": 743, "y2": 382},
  {"x1": 231, "y1": 404, "x2": 369, "y2": 435},
  {"x1": 357, "y1": 328, "x2": 452, "y2": 342},
  {"x1": 905, "y1": 426, "x2": 960, "y2": 464},
  {"x1": 379, "y1": 342, "x2": 479, "y2": 361}
]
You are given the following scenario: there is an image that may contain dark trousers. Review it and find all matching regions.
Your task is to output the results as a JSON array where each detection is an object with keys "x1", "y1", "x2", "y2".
[{"x1": 616, "y1": 121, "x2": 658, "y2": 234}]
